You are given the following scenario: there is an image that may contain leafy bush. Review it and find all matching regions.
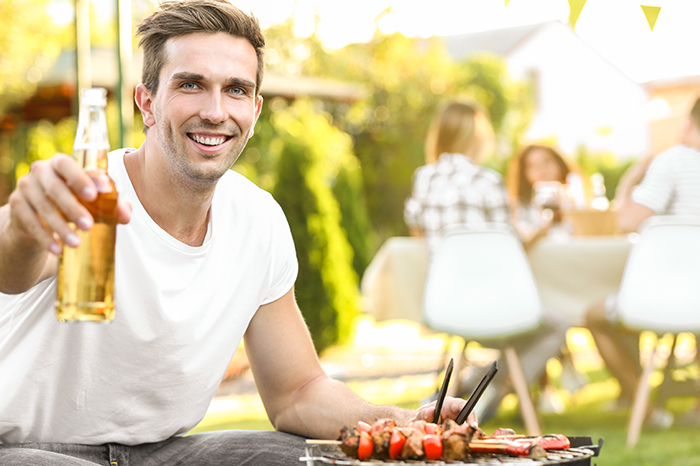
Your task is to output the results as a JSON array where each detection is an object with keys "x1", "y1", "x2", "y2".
[{"x1": 270, "y1": 100, "x2": 361, "y2": 353}]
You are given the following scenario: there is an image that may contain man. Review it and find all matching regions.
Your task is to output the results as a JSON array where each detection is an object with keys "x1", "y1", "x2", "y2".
[
  {"x1": 585, "y1": 96, "x2": 700, "y2": 426},
  {"x1": 0, "y1": 1, "x2": 473, "y2": 464}
]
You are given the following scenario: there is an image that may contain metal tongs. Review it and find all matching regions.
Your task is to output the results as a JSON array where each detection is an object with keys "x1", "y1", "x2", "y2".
[{"x1": 433, "y1": 358, "x2": 499, "y2": 425}]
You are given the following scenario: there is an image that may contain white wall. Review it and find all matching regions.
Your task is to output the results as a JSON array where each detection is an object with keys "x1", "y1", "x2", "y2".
[{"x1": 506, "y1": 22, "x2": 650, "y2": 158}]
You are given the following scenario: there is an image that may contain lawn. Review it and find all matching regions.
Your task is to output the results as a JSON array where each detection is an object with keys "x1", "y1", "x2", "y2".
[{"x1": 191, "y1": 322, "x2": 700, "y2": 465}]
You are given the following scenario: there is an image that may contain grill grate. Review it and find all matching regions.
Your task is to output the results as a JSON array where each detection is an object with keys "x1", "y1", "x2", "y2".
[{"x1": 301, "y1": 440, "x2": 599, "y2": 466}]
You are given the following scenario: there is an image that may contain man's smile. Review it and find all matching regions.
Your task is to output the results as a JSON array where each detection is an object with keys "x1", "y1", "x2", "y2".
[{"x1": 187, "y1": 133, "x2": 232, "y2": 147}]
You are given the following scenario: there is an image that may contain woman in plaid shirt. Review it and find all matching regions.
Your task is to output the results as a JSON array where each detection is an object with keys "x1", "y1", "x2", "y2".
[
  {"x1": 404, "y1": 100, "x2": 569, "y2": 422},
  {"x1": 404, "y1": 100, "x2": 510, "y2": 255}
]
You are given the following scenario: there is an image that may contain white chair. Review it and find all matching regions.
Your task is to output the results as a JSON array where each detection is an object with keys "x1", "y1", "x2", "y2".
[
  {"x1": 422, "y1": 223, "x2": 544, "y2": 435},
  {"x1": 615, "y1": 216, "x2": 700, "y2": 447}
]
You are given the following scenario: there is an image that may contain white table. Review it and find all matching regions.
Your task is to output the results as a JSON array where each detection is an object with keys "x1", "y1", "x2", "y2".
[{"x1": 361, "y1": 235, "x2": 633, "y2": 326}]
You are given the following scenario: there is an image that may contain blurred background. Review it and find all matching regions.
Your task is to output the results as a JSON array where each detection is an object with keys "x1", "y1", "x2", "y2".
[
  {"x1": 3, "y1": 1, "x2": 700, "y2": 463},
  {"x1": 3, "y1": 0, "x2": 700, "y2": 353}
]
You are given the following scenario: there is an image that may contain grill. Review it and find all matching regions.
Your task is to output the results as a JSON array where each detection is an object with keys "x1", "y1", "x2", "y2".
[{"x1": 301, "y1": 437, "x2": 603, "y2": 466}]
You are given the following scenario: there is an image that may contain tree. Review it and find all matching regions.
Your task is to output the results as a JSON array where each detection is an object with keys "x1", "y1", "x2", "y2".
[
  {"x1": 270, "y1": 100, "x2": 361, "y2": 353},
  {"x1": 0, "y1": 0, "x2": 68, "y2": 118},
  {"x1": 319, "y1": 32, "x2": 457, "y2": 242},
  {"x1": 454, "y1": 53, "x2": 535, "y2": 174},
  {"x1": 307, "y1": 31, "x2": 535, "y2": 244}
]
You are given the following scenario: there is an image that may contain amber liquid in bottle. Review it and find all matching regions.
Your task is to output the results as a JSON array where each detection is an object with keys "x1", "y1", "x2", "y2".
[
  {"x1": 56, "y1": 151, "x2": 118, "y2": 322},
  {"x1": 56, "y1": 88, "x2": 118, "y2": 323}
]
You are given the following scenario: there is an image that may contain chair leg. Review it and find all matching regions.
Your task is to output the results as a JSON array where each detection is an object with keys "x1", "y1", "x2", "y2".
[
  {"x1": 627, "y1": 343, "x2": 659, "y2": 448},
  {"x1": 504, "y1": 345, "x2": 541, "y2": 436},
  {"x1": 656, "y1": 334, "x2": 678, "y2": 407}
]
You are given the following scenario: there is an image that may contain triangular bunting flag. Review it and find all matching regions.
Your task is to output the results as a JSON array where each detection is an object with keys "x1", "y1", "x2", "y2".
[
  {"x1": 640, "y1": 5, "x2": 661, "y2": 31},
  {"x1": 568, "y1": 0, "x2": 587, "y2": 30}
]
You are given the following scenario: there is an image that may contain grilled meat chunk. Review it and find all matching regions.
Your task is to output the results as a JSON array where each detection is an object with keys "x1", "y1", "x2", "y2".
[
  {"x1": 370, "y1": 418, "x2": 396, "y2": 459},
  {"x1": 338, "y1": 425, "x2": 359, "y2": 458},
  {"x1": 400, "y1": 427, "x2": 425, "y2": 460}
]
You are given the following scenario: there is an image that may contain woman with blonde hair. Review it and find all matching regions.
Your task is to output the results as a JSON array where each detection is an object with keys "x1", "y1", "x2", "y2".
[
  {"x1": 404, "y1": 101, "x2": 569, "y2": 423},
  {"x1": 404, "y1": 100, "x2": 507, "y2": 255}
]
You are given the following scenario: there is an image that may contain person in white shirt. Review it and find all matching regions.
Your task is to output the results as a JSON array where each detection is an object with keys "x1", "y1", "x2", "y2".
[
  {"x1": 0, "y1": 1, "x2": 475, "y2": 463},
  {"x1": 585, "y1": 96, "x2": 700, "y2": 427}
]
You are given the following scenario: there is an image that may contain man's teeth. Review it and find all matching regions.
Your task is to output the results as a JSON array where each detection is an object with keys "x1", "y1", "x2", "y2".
[{"x1": 192, "y1": 135, "x2": 225, "y2": 146}]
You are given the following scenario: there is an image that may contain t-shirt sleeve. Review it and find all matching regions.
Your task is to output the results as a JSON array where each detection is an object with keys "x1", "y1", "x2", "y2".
[
  {"x1": 260, "y1": 198, "x2": 299, "y2": 305},
  {"x1": 631, "y1": 152, "x2": 674, "y2": 214}
]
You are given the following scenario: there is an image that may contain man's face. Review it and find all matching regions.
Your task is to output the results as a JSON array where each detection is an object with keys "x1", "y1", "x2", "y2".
[{"x1": 145, "y1": 32, "x2": 262, "y2": 186}]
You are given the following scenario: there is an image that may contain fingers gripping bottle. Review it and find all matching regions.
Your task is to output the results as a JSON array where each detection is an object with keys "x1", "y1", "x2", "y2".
[{"x1": 56, "y1": 88, "x2": 118, "y2": 322}]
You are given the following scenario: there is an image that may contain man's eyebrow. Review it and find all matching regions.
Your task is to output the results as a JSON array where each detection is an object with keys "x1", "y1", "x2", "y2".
[
  {"x1": 169, "y1": 72, "x2": 256, "y2": 91},
  {"x1": 227, "y1": 77, "x2": 256, "y2": 91},
  {"x1": 170, "y1": 72, "x2": 206, "y2": 82}
]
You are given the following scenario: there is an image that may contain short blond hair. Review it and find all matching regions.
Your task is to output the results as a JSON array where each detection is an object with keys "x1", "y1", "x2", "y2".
[{"x1": 424, "y1": 100, "x2": 494, "y2": 164}]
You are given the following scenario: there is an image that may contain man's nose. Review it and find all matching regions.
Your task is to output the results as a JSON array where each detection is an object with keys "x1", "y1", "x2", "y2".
[{"x1": 199, "y1": 91, "x2": 228, "y2": 123}]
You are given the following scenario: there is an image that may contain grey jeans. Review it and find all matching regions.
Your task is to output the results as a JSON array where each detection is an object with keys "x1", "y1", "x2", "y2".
[{"x1": 0, "y1": 430, "x2": 307, "y2": 465}]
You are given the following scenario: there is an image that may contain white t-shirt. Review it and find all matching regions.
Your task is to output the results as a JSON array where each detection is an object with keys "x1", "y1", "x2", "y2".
[
  {"x1": 0, "y1": 149, "x2": 298, "y2": 445},
  {"x1": 632, "y1": 144, "x2": 700, "y2": 215}
]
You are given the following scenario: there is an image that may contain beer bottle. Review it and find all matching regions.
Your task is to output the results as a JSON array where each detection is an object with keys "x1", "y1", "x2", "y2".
[{"x1": 56, "y1": 88, "x2": 118, "y2": 322}]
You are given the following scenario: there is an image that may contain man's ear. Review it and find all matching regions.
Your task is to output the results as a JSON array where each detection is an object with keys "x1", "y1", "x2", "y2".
[
  {"x1": 248, "y1": 95, "x2": 263, "y2": 139},
  {"x1": 135, "y1": 83, "x2": 156, "y2": 129}
]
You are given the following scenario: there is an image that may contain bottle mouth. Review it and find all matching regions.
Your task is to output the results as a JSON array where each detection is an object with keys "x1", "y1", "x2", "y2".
[{"x1": 81, "y1": 88, "x2": 107, "y2": 107}]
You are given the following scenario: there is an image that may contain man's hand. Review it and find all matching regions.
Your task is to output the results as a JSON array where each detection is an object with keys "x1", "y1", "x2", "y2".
[
  {"x1": 8, "y1": 154, "x2": 131, "y2": 254},
  {"x1": 0, "y1": 153, "x2": 131, "y2": 294},
  {"x1": 412, "y1": 396, "x2": 478, "y2": 429},
  {"x1": 614, "y1": 154, "x2": 656, "y2": 233},
  {"x1": 615, "y1": 155, "x2": 655, "y2": 202}
]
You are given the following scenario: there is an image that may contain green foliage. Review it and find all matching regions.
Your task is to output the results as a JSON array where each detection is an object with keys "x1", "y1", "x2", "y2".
[
  {"x1": 332, "y1": 154, "x2": 376, "y2": 280},
  {"x1": 456, "y1": 53, "x2": 536, "y2": 176},
  {"x1": 270, "y1": 100, "x2": 361, "y2": 353},
  {"x1": 575, "y1": 145, "x2": 637, "y2": 200},
  {"x1": 9, "y1": 100, "x2": 141, "y2": 184},
  {"x1": 0, "y1": 0, "x2": 68, "y2": 117},
  {"x1": 316, "y1": 33, "x2": 455, "y2": 241},
  {"x1": 310, "y1": 33, "x2": 535, "y2": 243}
]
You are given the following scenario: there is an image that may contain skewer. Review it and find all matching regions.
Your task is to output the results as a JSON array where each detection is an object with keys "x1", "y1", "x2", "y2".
[
  {"x1": 468, "y1": 439, "x2": 546, "y2": 458},
  {"x1": 306, "y1": 439, "x2": 342, "y2": 445},
  {"x1": 484, "y1": 433, "x2": 570, "y2": 450},
  {"x1": 307, "y1": 437, "x2": 548, "y2": 458}
]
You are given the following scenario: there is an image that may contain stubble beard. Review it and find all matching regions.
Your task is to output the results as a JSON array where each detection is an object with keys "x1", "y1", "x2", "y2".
[{"x1": 157, "y1": 117, "x2": 247, "y2": 191}]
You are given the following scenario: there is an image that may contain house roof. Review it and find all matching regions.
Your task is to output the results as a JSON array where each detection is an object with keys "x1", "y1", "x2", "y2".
[{"x1": 442, "y1": 21, "x2": 553, "y2": 59}]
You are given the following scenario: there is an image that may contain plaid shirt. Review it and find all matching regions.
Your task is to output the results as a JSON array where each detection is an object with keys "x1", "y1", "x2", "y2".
[{"x1": 404, "y1": 153, "x2": 512, "y2": 255}]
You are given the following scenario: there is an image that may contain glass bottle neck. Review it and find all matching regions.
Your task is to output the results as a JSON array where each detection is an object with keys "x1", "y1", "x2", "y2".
[{"x1": 74, "y1": 104, "x2": 110, "y2": 172}]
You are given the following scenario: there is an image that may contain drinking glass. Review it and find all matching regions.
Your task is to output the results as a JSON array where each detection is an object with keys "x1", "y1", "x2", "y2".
[{"x1": 533, "y1": 181, "x2": 564, "y2": 223}]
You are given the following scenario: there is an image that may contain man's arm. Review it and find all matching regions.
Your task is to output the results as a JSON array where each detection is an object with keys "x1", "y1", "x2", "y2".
[
  {"x1": 0, "y1": 155, "x2": 130, "y2": 294},
  {"x1": 244, "y1": 287, "x2": 473, "y2": 440},
  {"x1": 613, "y1": 157, "x2": 655, "y2": 233}
]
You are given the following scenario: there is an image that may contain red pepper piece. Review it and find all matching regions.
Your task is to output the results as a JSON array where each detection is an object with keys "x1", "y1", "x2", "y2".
[
  {"x1": 423, "y1": 434, "x2": 443, "y2": 461},
  {"x1": 537, "y1": 434, "x2": 570, "y2": 450},
  {"x1": 358, "y1": 431, "x2": 373, "y2": 460},
  {"x1": 388, "y1": 427, "x2": 406, "y2": 460}
]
